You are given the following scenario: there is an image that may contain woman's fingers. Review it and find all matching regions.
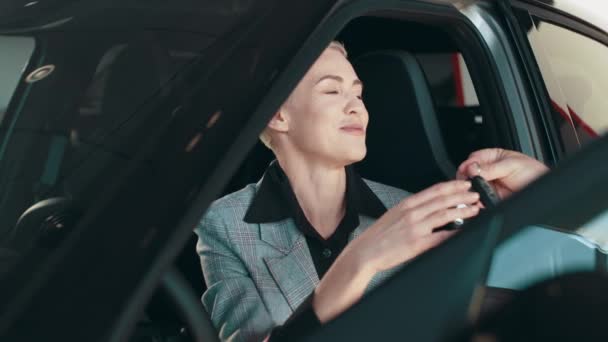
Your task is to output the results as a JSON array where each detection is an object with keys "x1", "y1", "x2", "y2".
[
  {"x1": 399, "y1": 180, "x2": 472, "y2": 210},
  {"x1": 469, "y1": 159, "x2": 515, "y2": 182},
  {"x1": 456, "y1": 148, "x2": 506, "y2": 179},
  {"x1": 413, "y1": 205, "x2": 480, "y2": 235},
  {"x1": 417, "y1": 229, "x2": 459, "y2": 252},
  {"x1": 413, "y1": 191, "x2": 480, "y2": 220}
]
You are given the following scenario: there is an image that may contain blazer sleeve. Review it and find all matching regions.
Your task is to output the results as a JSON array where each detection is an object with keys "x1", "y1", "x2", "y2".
[{"x1": 195, "y1": 206, "x2": 275, "y2": 342}]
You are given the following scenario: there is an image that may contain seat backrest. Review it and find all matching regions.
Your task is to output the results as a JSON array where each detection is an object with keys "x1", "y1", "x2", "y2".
[{"x1": 353, "y1": 51, "x2": 455, "y2": 193}]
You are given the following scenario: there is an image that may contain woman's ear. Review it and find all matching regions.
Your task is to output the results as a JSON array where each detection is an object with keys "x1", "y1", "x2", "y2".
[{"x1": 267, "y1": 110, "x2": 289, "y2": 133}]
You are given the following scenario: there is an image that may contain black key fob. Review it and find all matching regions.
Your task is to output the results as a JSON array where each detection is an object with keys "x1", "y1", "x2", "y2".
[
  {"x1": 433, "y1": 177, "x2": 500, "y2": 233},
  {"x1": 469, "y1": 176, "x2": 500, "y2": 209}
]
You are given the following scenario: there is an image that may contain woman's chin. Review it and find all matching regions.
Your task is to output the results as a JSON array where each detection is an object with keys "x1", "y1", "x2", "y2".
[{"x1": 339, "y1": 148, "x2": 366, "y2": 165}]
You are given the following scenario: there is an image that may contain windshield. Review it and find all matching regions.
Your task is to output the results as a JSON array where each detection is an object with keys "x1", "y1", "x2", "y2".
[{"x1": 0, "y1": 30, "x2": 207, "y2": 276}]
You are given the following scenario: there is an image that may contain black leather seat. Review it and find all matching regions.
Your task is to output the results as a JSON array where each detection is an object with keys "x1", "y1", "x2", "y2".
[{"x1": 353, "y1": 51, "x2": 455, "y2": 193}]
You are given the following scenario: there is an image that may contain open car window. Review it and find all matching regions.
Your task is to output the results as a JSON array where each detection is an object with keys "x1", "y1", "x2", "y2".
[{"x1": 417, "y1": 52, "x2": 486, "y2": 167}]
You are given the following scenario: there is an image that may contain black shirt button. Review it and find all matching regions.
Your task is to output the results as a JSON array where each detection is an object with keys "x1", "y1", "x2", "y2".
[{"x1": 322, "y1": 248, "x2": 332, "y2": 258}]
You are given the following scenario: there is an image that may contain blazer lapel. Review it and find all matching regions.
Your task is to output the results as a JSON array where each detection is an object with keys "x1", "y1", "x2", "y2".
[
  {"x1": 259, "y1": 219, "x2": 299, "y2": 254},
  {"x1": 350, "y1": 215, "x2": 375, "y2": 242},
  {"x1": 261, "y1": 219, "x2": 319, "y2": 311}
]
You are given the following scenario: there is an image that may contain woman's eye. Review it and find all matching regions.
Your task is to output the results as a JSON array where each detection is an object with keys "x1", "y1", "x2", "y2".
[
  {"x1": 324, "y1": 90, "x2": 339, "y2": 95},
  {"x1": 356, "y1": 95, "x2": 363, "y2": 100}
]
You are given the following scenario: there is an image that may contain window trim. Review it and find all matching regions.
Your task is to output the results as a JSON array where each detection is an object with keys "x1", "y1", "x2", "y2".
[
  {"x1": 512, "y1": 0, "x2": 608, "y2": 47},
  {"x1": 511, "y1": 0, "x2": 608, "y2": 151},
  {"x1": 495, "y1": 0, "x2": 579, "y2": 161},
  {"x1": 456, "y1": 2, "x2": 552, "y2": 162}
]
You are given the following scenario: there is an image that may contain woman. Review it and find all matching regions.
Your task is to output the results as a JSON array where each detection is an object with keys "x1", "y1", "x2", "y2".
[{"x1": 194, "y1": 41, "x2": 548, "y2": 341}]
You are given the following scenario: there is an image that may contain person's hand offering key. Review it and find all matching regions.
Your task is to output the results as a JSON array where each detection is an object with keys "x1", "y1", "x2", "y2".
[{"x1": 457, "y1": 148, "x2": 549, "y2": 199}]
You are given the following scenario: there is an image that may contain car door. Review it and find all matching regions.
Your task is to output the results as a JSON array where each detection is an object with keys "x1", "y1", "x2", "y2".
[
  {"x1": 0, "y1": 0, "x2": 342, "y2": 341},
  {"x1": 482, "y1": 0, "x2": 608, "y2": 291}
]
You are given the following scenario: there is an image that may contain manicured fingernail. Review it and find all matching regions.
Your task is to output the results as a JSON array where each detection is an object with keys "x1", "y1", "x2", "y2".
[{"x1": 469, "y1": 162, "x2": 482, "y2": 176}]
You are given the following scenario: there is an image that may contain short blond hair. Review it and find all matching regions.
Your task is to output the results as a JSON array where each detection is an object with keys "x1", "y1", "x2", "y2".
[{"x1": 259, "y1": 41, "x2": 348, "y2": 150}]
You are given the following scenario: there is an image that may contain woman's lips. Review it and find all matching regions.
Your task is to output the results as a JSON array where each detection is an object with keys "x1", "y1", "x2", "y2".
[{"x1": 340, "y1": 125, "x2": 365, "y2": 135}]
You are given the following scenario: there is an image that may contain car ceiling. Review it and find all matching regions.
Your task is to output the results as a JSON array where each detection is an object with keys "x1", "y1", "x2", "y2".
[{"x1": 0, "y1": 0, "x2": 261, "y2": 35}]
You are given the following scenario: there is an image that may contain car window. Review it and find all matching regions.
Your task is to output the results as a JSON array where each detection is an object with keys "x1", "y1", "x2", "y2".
[
  {"x1": 417, "y1": 52, "x2": 479, "y2": 108},
  {"x1": 0, "y1": 36, "x2": 34, "y2": 123},
  {"x1": 0, "y1": 31, "x2": 202, "y2": 266},
  {"x1": 515, "y1": 10, "x2": 608, "y2": 150},
  {"x1": 417, "y1": 52, "x2": 490, "y2": 166}
]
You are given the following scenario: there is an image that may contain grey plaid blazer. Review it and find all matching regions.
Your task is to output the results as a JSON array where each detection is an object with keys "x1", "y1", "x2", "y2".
[{"x1": 195, "y1": 177, "x2": 410, "y2": 342}]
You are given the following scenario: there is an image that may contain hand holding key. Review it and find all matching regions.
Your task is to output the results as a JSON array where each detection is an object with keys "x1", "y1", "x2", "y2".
[{"x1": 456, "y1": 148, "x2": 549, "y2": 199}]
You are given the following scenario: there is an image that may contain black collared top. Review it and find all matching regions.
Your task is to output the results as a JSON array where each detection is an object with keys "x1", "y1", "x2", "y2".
[
  {"x1": 244, "y1": 160, "x2": 387, "y2": 341},
  {"x1": 244, "y1": 160, "x2": 387, "y2": 278}
]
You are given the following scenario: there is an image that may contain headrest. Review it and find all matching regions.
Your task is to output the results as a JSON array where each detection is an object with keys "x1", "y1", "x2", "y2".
[
  {"x1": 353, "y1": 51, "x2": 455, "y2": 192},
  {"x1": 77, "y1": 36, "x2": 173, "y2": 141}
]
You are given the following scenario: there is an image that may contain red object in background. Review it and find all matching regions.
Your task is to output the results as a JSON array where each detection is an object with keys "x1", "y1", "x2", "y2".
[
  {"x1": 550, "y1": 99, "x2": 598, "y2": 139},
  {"x1": 451, "y1": 53, "x2": 465, "y2": 107}
]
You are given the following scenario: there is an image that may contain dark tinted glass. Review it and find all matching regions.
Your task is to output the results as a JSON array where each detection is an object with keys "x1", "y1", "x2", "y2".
[{"x1": 0, "y1": 30, "x2": 209, "y2": 274}]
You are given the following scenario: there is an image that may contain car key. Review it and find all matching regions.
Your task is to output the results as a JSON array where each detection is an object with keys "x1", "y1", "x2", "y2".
[
  {"x1": 433, "y1": 176, "x2": 500, "y2": 232},
  {"x1": 469, "y1": 175, "x2": 500, "y2": 209},
  {"x1": 449, "y1": 177, "x2": 500, "y2": 229}
]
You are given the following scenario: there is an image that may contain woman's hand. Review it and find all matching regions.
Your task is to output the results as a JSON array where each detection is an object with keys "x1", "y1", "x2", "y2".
[
  {"x1": 456, "y1": 148, "x2": 549, "y2": 199},
  {"x1": 350, "y1": 180, "x2": 481, "y2": 275},
  {"x1": 313, "y1": 180, "x2": 480, "y2": 322}
]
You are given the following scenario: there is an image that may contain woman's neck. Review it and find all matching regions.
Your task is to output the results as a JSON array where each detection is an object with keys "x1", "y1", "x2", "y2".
[{"x1": 276, "y1": 153, "x2": 347, "y2": 240}]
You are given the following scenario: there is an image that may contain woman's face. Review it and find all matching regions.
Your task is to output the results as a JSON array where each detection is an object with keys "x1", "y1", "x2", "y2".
[{"x1": 279, "y1": 47, "x2": 369, "y2": 166}]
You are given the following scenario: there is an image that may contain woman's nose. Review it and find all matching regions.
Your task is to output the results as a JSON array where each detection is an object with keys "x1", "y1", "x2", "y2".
[{"x1": 345, "y1": 96, "x2": 365, "y2": 115}]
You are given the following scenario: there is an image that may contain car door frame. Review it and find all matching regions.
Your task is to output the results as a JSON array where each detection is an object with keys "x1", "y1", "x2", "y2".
[{"x1": 504, "y1": 0, "x2": 608, "y2": 157}]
